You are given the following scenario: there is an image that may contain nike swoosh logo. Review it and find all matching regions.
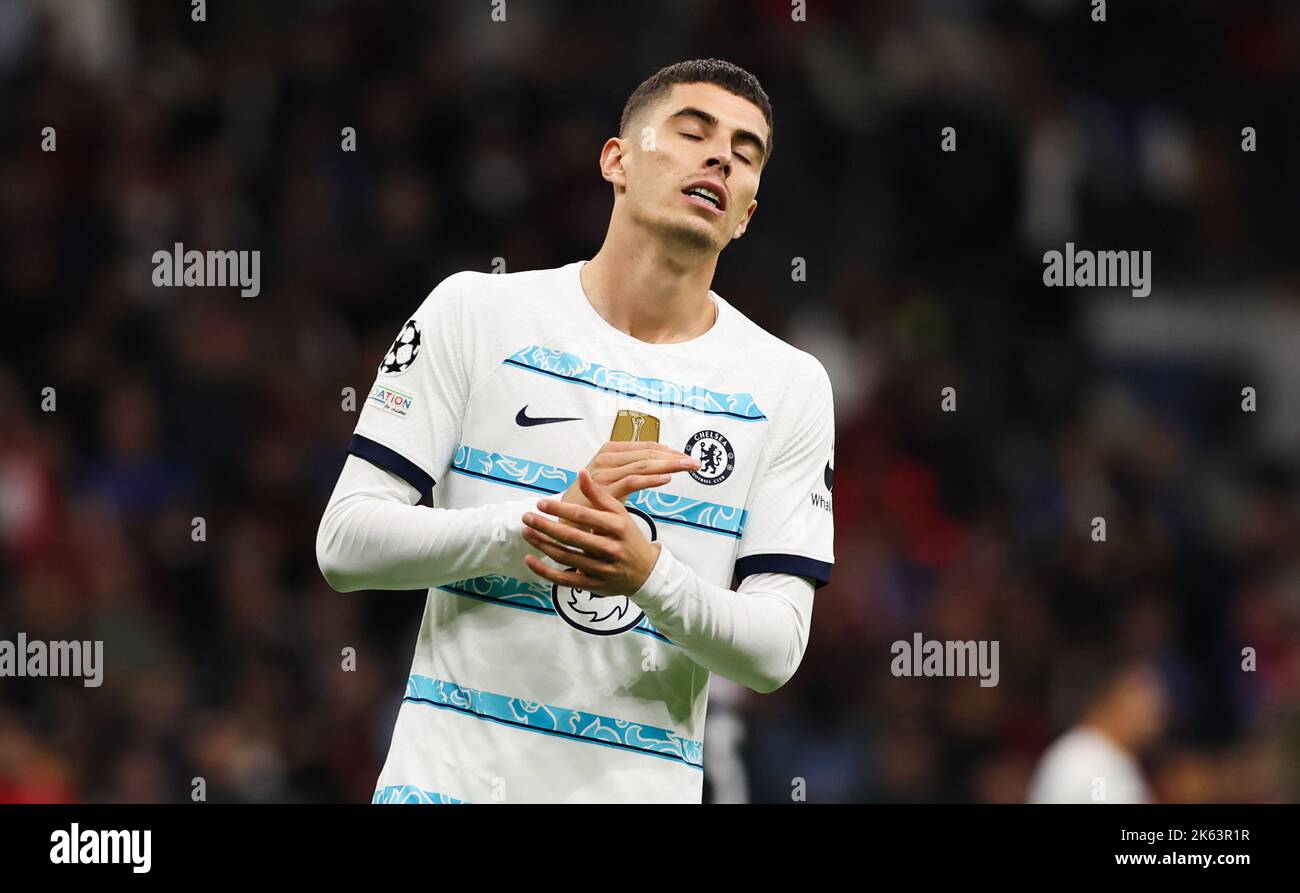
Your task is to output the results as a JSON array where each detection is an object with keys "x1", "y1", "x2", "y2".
[{"x1": 516, "y1": 405, "x2": 583, "y2": 427}]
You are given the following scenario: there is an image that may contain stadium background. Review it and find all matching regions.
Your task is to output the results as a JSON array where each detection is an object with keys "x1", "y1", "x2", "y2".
[{"x1": 1, "y1": 0, "x2": 1298, "y2": 802}]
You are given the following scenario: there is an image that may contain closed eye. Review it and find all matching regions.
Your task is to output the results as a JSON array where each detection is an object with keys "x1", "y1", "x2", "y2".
[{"x1": 682, "y1": 132, "x2": 755, "y2": 165}]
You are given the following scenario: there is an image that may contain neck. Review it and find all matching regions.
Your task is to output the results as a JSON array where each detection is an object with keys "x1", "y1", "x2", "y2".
[
  {"x1": 1082, "y1": 717, "x2": 1135, "y2": 754},
  {"x1": 580, "y1": 213, "x2": 720, "y2": 344}
]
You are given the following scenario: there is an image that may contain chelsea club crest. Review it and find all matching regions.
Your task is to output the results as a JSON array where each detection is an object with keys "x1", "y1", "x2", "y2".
[{"x1": 684, "y1": 429, "x2": 735, "y2": 485}]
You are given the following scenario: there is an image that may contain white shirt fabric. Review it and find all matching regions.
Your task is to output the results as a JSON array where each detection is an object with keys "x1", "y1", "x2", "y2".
[
  {"x1": 1027, "y1": 727, "x2": 1152, "y2": 804},
  {"x1": 316, "y1": 260, "x2": 836, "y2": 803}
]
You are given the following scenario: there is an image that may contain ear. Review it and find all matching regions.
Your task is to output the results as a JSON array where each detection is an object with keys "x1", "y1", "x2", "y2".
[
  {"x1": 731, "y1": 198, "x2": 758, "y2": 241},
  {"x1": 599, "y1": 137, "x2": 628, "y2": 190}
]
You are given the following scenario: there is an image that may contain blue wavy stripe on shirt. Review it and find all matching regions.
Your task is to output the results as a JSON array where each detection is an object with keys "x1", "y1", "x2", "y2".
[
  {"x1": 502, "y1": 345, "x2": 766, "y2": 421},
  {"x1": 436, "y1": 575, "x2": 673, "y2": 644},
  {"x1": 402, "y1": 675, "x2": 703, "y2": 769},
  {"x1": 372, "y1": 785, "x2": 468, "y2": 804},
  {"x1": 450, "y1": 445, "x2": 748, "y2": 538}
]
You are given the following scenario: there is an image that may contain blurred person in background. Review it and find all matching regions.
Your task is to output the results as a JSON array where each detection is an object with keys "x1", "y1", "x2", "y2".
[{"x1": 1028, "y1": 652, "x2": 1169, "y2": 804}]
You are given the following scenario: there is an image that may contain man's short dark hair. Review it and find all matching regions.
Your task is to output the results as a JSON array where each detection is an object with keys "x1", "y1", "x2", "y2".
[{"x1": 619, "y1": 59, "x2": 774, "y2": 164}]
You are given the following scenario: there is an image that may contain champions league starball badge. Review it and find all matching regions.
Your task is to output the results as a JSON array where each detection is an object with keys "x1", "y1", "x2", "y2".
[{"x1": 379, "y1": 319, "x2": 422, "y2": 375}]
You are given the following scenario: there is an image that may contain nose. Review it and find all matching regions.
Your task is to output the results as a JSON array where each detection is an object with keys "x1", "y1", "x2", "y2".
[{"x1": 705, "y1": 154, "x2": 731, "y2": 178}]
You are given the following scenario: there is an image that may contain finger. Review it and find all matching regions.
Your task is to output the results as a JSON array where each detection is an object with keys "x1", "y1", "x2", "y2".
[
  {"x1": 522, "y1": 537, "x2": 614, "y2": 581},
  {"x1": 592, "y1": 445, "x2": 691, "y2": 469},
  {"x1": 522, "y1": 525, "x2": 587, "y2": 562},
  {"x1": 599, "y1": 441, "x2": 687, "y2": 455},
  {"x1": 525, "y1": 555, "x2": 609, "y2": 591},
  {"x1": 534, "y1": 499, "x2": 620, "y2": 538},
  {"x1": 579, "y1": 467, "x2": 621, "y2": 512},
  {"x1": 522, "y1": 527, "x2": 587, "y2": 565},
  {"x1": 615, "y1": 456, "x2": 700, "y2": 476},
  {"x1": 523, "y1": 510, "x2": 616, "y2": 558},
  {"x1": 590, "y1": 459, "x2": 689, "y2": 495},
  {"x1": 609, "y1": 473, "x2": 673, "y2": 500}
]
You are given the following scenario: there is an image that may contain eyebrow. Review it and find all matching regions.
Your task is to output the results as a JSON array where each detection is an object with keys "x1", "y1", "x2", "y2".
[{"x1": 667, "y1": 106, "x2": 768, "y2": 163}]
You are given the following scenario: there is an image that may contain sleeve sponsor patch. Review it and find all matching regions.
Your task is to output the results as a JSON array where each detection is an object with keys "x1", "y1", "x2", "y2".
[{"x1": 368, "y1": 383, "x2": 416, "y2": 417}]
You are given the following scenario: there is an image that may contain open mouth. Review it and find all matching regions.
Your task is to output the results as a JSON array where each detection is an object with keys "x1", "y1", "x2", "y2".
[{"x1": 682, "y1": 183, "x2": 726, "y2": 214}]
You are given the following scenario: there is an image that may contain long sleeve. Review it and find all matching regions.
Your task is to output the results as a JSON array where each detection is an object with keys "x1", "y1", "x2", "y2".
[
  {"x1": 732, "y1": 353, "x2": 836, "y2": 588},
  {"x1": 629, "y1": 543, "x2": 814, "y2": 694},
  {"x1": 316, "y1": 453, "x2": 546, "y2": 592}
]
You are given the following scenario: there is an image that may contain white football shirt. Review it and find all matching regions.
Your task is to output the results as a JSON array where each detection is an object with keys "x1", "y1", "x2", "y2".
[
  {"x1": 352, "y1": 261, "x2": 835, "y2": 803},
  {"x1": 1027, "y1": 727, "x2": 1152, "y2": 804}
]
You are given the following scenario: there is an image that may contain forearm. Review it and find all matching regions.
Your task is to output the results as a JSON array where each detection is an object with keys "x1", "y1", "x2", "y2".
[
  {"x1": 316, "y1": 454, "x2": 544, "y2": 592},
  {"x1": 630, "y1": 545, "x2": 813, "y2": 694}
]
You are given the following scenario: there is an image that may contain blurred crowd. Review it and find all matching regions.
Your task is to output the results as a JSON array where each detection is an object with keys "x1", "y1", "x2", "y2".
[{"x1": 1, "y1": 0, "x2": 1298, "y2": 802}]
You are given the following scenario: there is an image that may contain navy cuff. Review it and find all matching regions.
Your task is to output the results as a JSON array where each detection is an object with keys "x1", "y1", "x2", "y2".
[
  {"x1": 734, "y1": 553, "x2": 833, "y2": 590},
  {"x1": 348, "y1": 434, "x2": 435, "y2": 496}
]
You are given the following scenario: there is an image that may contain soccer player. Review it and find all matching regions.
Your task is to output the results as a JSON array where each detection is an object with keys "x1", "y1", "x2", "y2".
[
  {"x1": 1028, "y1": 656, "x2": 1168, "y2": 803},
  {"x1": 316, "y1": 59, "x2": 835, "y2": 803}
]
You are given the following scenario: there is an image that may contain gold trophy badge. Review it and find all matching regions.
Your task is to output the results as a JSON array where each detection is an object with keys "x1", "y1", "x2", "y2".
[{"x1": 610, "y1": 410, "x2": 660, "y2": 443}]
